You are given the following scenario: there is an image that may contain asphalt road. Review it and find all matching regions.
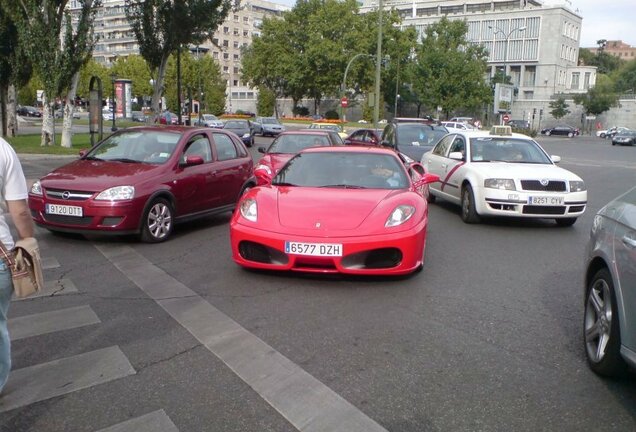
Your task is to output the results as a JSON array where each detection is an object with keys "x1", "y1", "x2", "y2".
[{"x1": 2, "y1": 134, "x2": 635, "y2": 432}]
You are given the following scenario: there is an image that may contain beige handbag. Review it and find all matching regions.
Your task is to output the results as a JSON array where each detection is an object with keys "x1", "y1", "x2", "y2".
[{"x1": 0, "y1": 237, "x2": 44, "y2": 298}]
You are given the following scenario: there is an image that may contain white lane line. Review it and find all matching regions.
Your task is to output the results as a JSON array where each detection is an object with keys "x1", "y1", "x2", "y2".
[
  {"x1": 9, "y1": 304, "x2": 100, "y2": 340},
  {"x1": 95, "y1": 409, "x2": 179, "y2": 432},
  {"x1": 42, "y1": 256, "x2": 60, "y2": 269},
  {"x1": 0, "y1": 346, "x2": 135, "y2": 412},
  {"x1": 13, "y1": 278, "x2": 78, "y2": 301},
  {"x1": 95, "y1": 244, "x2": 388, "y2": 432}
]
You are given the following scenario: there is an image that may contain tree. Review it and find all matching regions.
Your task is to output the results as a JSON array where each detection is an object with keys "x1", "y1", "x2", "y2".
[
  {"x1": 549, "y1": 96, "x2": 570, "y2": 120},
  {"x1": 256, "y1": 86, "x2": 275, "y2": 116},
  {"x1": 614, "y1": 59, "x2": 636, "y2": 94},
  {"x1": 5, "y1": 0, "x2": 100, "y2": 147},
  {"x1": 125, "y1": 0, "x2": 232, "y2": 119},
  {"x1": 412, "y1": 17, "x2": 491, "y2": 118},
  {"x1": 573, "y1": 75, "x2": 620, "y2": 115}
]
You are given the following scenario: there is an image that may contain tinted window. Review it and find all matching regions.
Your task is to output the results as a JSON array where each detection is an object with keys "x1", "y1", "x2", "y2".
[
  {"x1": 184, "y1": 135, "x2": 212, "y2": 162},
  {"x1": 268, "y1": 134, "x2": 331, "y2": 153},
  {"x1": 397, "y1": 124, "x2": 447, "y2": 148},
  {"x1": 87, "y1": 130, "x2": 180, "y2": 164},
  {"x1": 432, "y1": 134, "x2": 454, "y2": 156},
  {"x1": 225, "y1": 120, "x2": 249, "y2": 128},
  {"x1": 215, "y1": 134, "x2": 239, "y2": 161}
]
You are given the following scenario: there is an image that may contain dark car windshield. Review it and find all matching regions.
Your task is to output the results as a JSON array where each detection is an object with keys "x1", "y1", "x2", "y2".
[
  {"x1": 617, "y1": 131, "x2": 636, "y2": 137},
  {"x1": 86, "y1": 130, "x2": 180, "y2": 164},
  {"x1": 225, "y1": 120, "x2": 248, "y2": 128},
  {"x1": 262, "y1": 117, "x2": 280, "y2": 125},
  {"x1": 469, "y1": 138, "x2": 552, "y2": 164},
  {"x1": 267, "y1": 134, "x2": 330, "y2": 154},
  {"x1": 273, "y1": 152, "x2": 408, "y2": 190},
  {"x1": 397, "y1": 124, "x2": 447, "y2": 147}
]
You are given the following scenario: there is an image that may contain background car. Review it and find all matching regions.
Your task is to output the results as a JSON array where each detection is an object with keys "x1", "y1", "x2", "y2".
[
  {"x1": 450, "y1": 116, "x2": 481, "y2": 128},
  {"x1": 344, "y1": 128, "x2": 383, "y2": 146},
  {"x1": 17, "y1": 105, "x2": 42, "y2": 117},
  {"x1": 194, "y1": 114, "x2": 224, "y2": 128},
  {"x1": 380, "y1": 119, "x2": 448, "y2": 161},
  {"x1": 231, "y1": 146, "x2": 439, "y2": 275},
  {"x1": 28, "y1": 126, "x2": 255, "y2": 243},
  {"x1": 306, "y1": 122, "x2": 348, "y2": 139},
  {"x1": 441, "y1": 121, "x2": 477, "y2": 133},
  {"x1": 596, "y1": 126, "x2": 629, "y2": 139},
  {"x1": 422, "y1": 126, "x2": 587, "y2": 226},
  {"x1": 102, "y1": 109, "x2": 114, "y2": 120},
  {"x1": 252, "y1": 117, "x2": 285, "y2": 137},
  {"x1": 256, "y1": 130, "x2": 343, "y2": 178},
  {"x1": 223, "y1": 119, "x2": 255, "y2": 147},
  {"x1": 611, "y1": 130, "x2": 636, "y2": 146},
  {"x1": 54, "y1": 108, "x2": 81, "y2": 119},
  {"x1": 505, "y1": 119, "x2": 531, "y2": 129},
  {"x1": 540, "y1": 125, "x2": 579, "y2": 137},
  {"x1": 584, "y1": 186, "x2": 636, "y2": 377},
  {"x1": 158, "y1": 111, "x2": 179, "y2": 125},
  {"x1": 131, "y1": 111, "x2": 148, "y2": 122}
]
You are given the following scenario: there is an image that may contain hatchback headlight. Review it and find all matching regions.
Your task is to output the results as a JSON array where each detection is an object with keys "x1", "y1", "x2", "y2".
[
  {"x1": 385, "y1": 205, "x2": 415, "y2": 227},
  {"x1": 95, "y1": 185, "x2": 135, "y2": 201},
  {"x1": 569, "y1": 180, "x2": 586, "y2": 192},
  {"x1": 240, "y1": 198, "x2": 257, "y2": 222},
  {"x1": 30, "y1": 180, "x2": 42, "y2": 196},
  {"x1": 484, "y1": 178, "x2": 516, "y2": 190}
]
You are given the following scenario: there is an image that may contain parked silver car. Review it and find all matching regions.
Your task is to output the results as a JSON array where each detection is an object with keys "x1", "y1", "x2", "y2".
[{"x1": 584, "y1": 186, "x2": 636, "y2": 376}]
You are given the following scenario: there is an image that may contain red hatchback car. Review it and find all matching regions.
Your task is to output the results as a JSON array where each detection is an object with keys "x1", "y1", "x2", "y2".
[
  {"x1": 231, "y1": 146, "x2": 440, "y2": 275},
  {"x1": 29, "y1": 126, "x2": 255, "y2": 242},
  {"x1": 255, "y1": 130, "x2": 343, "y2": 180}
]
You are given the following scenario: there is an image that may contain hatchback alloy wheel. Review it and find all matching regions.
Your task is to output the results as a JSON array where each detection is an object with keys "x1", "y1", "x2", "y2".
[{"x1": 141, "y1": 198, "x2": 173, "y2": 243}]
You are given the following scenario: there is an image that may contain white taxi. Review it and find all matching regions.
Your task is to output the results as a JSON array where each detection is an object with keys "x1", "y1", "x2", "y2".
[{"x1": 421, "y1": 126, "x2": 587, "y2": 226}]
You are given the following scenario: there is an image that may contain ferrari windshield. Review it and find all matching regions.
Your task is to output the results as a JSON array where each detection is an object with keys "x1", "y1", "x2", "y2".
[
  {"x1": 469, "y1": 138, "x2": 552, "y2": 163},
  {"x1": 267, "y1": 134, "x2": 331, "y2": 154},
  {"x1": 86, "y1": 130, "x2": 180, "y2": 164},
  {"x1": 273, "y1": 151, "x2": 409, "y2": 190}
]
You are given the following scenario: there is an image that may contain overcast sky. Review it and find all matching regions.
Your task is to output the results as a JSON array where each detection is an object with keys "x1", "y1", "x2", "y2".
[{"x1": 271, "y1": 0, "x2": 635, "y2": 49}]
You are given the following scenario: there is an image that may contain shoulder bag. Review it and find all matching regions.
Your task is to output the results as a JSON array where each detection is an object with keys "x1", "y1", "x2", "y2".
[{"x1": 0, "y1": 237, "x2": 45, "y2": 298}]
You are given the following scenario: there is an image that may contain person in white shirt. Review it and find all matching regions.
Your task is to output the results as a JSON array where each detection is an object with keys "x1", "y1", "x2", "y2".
[{"x1": 0, "y1": 137, "x2": 35, "y2": 394}]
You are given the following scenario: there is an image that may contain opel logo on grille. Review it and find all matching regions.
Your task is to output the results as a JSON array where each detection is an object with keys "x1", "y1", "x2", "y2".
[
  {"x1": 62, "y1": 191, "x2": 71, "y2": 200},
  {"x1": 540, "y1": 179, "x2": 549, "y2": 186}
]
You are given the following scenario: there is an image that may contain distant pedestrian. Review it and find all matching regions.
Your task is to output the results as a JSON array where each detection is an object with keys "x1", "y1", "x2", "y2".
[{"x1": 0, "y1": 137, "x2": 35, "y2": 394}]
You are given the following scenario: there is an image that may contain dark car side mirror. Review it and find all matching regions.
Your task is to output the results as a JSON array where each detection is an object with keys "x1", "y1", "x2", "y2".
[{"x1": 257, "y1": 146, "x2": 266, "y2": 154}]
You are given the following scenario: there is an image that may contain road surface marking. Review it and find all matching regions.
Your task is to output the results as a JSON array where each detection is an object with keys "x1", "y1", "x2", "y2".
[
  {"x1": 95, "y1": 409, "x2": 179, "y2": 432},
  {"x1": 13, "y1": 278, "x2": 78, "y2": 301},
  {"x1": 9, "y1": 304, "x2": 100, "y2": 340}
]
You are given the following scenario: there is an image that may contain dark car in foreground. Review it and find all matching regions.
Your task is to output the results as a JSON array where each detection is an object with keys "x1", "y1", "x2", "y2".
[
  {"x1": 223, "y1": 119, "x2": 255, "y2": 147},
  {"x1": 380, "y1": 120, "x2": 448, "y2": 161},
  {"x1": 611, "y1": 130, "x2": 636, "y2": 146},
  {"x1": 584, "y1": 186, "x2": 636, "y2": 377},
  {"x1": 540, "y1": 125, "x2": 579, "y2": 137},
  {"x1": 28, "y1": 126, "x2": 255, "y2": 243}
]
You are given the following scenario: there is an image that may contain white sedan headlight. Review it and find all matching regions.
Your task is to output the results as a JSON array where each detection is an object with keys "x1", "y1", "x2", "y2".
[
  {"x1": 94, "y1": 186, "x2": 135, "y2": 201},
  {"x1": 484, "y1": 178, "x2": 516, "y2": 190},
  {"x1": 30, "y1": 180, "x2": 42, "y2": 196},
  {"x1": 385, "y1": 205, "x2": 415, "y2": 227},
  {"x1": 569, "y1": 180, "x2": 586, "y2": 192},
  {"x1": 240, "y1": 198, "x2": 257, "y2": 222}
]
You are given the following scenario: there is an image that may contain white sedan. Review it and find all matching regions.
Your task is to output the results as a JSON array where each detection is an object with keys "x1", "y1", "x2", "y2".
[{"x1": 421, "y1": 127, "x2": 587, "y2": 226}]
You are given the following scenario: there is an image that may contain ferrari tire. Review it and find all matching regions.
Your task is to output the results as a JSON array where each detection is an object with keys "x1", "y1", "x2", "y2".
[
  {"x1": 461, "y1": 184, "x2": 481, "y2": 224},
  {"x1": 140, "y1": 198, "x2": 174, "y2": 243},
  {"x1": 584, "y1": 268, "x2": 627, "y2": 377},
  {"x1": 555, "y1": 217, "x2": 577, "y2": 227}
]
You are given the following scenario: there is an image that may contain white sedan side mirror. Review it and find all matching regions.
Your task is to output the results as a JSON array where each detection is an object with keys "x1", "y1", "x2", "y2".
[{"x1": 551, "y1": 155, "x2": 561, "y2": 164}]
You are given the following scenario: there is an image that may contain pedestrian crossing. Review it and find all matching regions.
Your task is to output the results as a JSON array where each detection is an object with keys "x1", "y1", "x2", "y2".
[{"x1": 0, "y1": 236, "x2": 180, "y2": 431}]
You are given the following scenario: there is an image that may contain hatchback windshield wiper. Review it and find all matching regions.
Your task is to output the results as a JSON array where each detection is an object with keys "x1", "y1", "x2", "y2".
[{"x1": 108, "y1": 158, "x2": 140, "y2": 163}]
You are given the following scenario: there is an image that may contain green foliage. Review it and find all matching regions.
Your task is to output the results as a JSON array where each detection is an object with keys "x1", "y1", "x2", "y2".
[
  {"x1": 413, "y1": 17, "x2": 491, "y2": 115},
  {"x1": 573, "y1": 75, "x2": 620, "y2": 115},
  {"x1": 0, "y1": 7, "x2": 32, "y2": 90},
  {"x1": 613, "y1": 59, "x2": 636, "y2": 93},
  {"x1": 293, "y1": 106, "x2": 310, "y2": 116},
  {"x1": 78, "y1": 59, "x2": 109, "y2": 99},
  {"x1": 256, "y1": 87, "x2": 275, "y2": 116},
  {"x1": 324, "y1": 110, "x2": 339, "y2": 120},
  {"x1": 549, "y1": 96, "x2": 570, "y2": 120},
  {"x1": 17, "y1": 75, "x2": 43, "y2": 105}
]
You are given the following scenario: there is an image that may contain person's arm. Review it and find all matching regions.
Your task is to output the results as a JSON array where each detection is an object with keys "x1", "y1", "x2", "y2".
[{"x1": 7, "y1": 199, "x2": 34, "y2": 240}]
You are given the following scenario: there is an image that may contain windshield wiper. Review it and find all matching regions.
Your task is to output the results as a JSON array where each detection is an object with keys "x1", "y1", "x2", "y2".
[
  {"x1": 108, "y1": 158, "x2": 140, "y2": 163},
  {"x1": 319, "y1": 184, "x2": 367, "y2": 189},
  {"x1": 272, "y1": 182, "x2": 297, "y2": 186},
  {"x1": 83, "y1": 156, "x2": 102, "y2": 161}
]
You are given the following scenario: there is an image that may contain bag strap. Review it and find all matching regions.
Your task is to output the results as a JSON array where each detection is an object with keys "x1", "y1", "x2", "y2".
[{"x1": 0, "y1": 241, "x2": 15, "y2": 268}]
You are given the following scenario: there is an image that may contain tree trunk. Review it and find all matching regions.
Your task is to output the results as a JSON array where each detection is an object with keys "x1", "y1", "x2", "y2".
[
  {"x1": 7, "y1": 85, "x2": 18, "y2": 137},
  {"x1": 41, "y1": 94, "x2": 55, "y2": 146},
  {"x1": 151, "y1": 55, "x2": 170, "y2": 122},
  {"x1": 61, "y1": 73, "x2": 80, "y2": 148},
  {"x1": 0, "y1": 85, "x2": 5, "y2": 137}
]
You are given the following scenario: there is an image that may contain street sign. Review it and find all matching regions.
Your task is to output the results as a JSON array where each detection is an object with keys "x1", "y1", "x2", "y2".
[
  {"x1": 341, "y1": 97, "x2": 348, "y2": 108},
  {"x1": 502, "y1": 114, "x2": 510, "y2": 123}
]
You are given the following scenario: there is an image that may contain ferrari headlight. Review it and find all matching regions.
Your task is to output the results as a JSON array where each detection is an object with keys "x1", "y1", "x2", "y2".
[
  {"x1": 255, "y1": 164, "x2": 272, "y2": 175},
  {"x1": 240, "y1": 198, "x2": 257, "y2": 222},
  {"x1": 484, "y1": 178, "x2": 516, "y2": 190},
  {"x1": 30, "y1": 180, "x2": 42, "y2": 196},
  {"x1": 569, "y1": 180, "x2": 586, "y2": 192},
  {"x1": 385, "y1": 205, "x2": 415, "y2": 227},
  {"x1": 95, "y1": 185, "x2": 135, "y2": 201}
]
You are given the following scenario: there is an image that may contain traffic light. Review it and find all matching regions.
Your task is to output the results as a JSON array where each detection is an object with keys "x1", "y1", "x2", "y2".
[
  {"x1": 539, "y1": 109, "x2": 543, "y2": 116},
  {"x1": 533, "y1": 108, "x2": 537, "y2": 115}
]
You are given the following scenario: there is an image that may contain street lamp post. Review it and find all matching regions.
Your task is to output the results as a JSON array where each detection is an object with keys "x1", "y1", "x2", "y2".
[
  {"x1": 110, "y1": 73, "x2": 117, "y2": 131},
  {"x1": 340, "y1": 53, "x2": 373, "y2": 123},
  {"x1": 393, "y1": 58, "x2": 400, "y2": 118},
  {"x1": 373, "y1": 0, "x2": 383, "y2": 129},
  {"x1": 489, "y1": 24, "x2": 526, "y2": 123}
]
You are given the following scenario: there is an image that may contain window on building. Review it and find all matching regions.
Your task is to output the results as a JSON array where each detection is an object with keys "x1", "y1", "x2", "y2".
[
  {"x1": 243, "y1": 30, "x2": 249, "y2": 37},
  {"x1": 223, "y1": 26, "x2": 229, "y2": 34},
  {"x1": 243, "y1": 16, "x2": 249, "y2": 23},
  {"x1": 523, "y1": 91, "x2": 534, "y2": 100},
  {"x1": 223, "y1": 40, "x2": 229, "y2": 47},
  {"x1": 234, "y1": 14, "x2": 239, "y2": 22},
  {"x1": 233, "y1": 41, "x2": 239, "y2": 48},
  {"x1": 233, "y1": 80, "x2": 238, "y2": 87},
  {"x1": 213, "y1": 52, "x2": 219, "y2": 59},
  {"x1": 233, "y1": 66, "x2": 239, "y2": 74},
  {"x1": 233, "y1": 28, "x2": 239, "y2": 36},
  {"x1": 223, "y1": 66, "x2": 229, "y2": 73},
  {"x1": 584, "y1": 72, "x2": 591, "y2": 89},
  {"x1": 523, "y1": 66, "x2": 536, "y2": 87},
  {"x1": 223, "y1": 52, "x2": 229, "y2": 60},
  {"x1": 571, "y1": 72, "x2": 580, "y2": 89},
  {"x1": 233, "y1": 53, "x2": 239, "y2": 60}
]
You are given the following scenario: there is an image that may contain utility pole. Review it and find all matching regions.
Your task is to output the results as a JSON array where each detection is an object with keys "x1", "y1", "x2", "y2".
[{"x1": 373, "y1": 0, "x2": 383, "y2": 129}]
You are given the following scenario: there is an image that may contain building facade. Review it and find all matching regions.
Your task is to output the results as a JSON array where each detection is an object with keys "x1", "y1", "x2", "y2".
[
  {"x1": 359, "y1": 0, "x2": 597, "y2": 125},
  {"x1": 586, "y1": 40, "x2": 636, "y2": 61},
  {"x1": 70, "y1": 0, "x2": 290, "y2": 113}
]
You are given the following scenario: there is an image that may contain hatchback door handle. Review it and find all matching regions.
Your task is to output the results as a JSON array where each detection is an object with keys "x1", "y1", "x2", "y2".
[{"x1": 622, "y1": 236, "x2": 636, "y2": 248}]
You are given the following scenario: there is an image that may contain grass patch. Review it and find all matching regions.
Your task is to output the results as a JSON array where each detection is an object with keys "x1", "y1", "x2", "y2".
[{"x1": 7, "y1": 133, "x2": 101, "y2": 155}]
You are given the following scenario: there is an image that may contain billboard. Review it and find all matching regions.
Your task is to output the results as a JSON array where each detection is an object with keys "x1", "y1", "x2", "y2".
[{"x1": 494, "y1": 83, "x2": 514, "y2": 114}]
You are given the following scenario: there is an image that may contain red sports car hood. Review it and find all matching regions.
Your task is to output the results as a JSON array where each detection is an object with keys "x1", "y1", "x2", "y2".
[
  {"x1": 277, "y1": 187, "x2": 392, "y2": 230},
  {"x1": 40, "y1": 159, "x2": 160, "y2": 191},
  {"x1": 261, "y1": 153, "x2": 294, "y2": 174}
]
